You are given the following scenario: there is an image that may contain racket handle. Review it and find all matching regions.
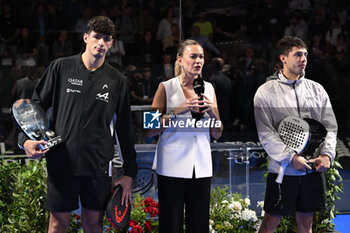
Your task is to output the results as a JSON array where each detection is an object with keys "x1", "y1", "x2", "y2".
[
  {"x1": 275, "y1": 163, "x2": 288, "y2": 184},
  {"x1": 306, "y1": 161, "x2": 316, "y2": 170}
]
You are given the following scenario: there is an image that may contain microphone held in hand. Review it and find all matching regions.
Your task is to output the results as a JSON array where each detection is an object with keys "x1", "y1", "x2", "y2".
[{"x1": 192, "y1": 76, "x2": 205, "y2": 122}]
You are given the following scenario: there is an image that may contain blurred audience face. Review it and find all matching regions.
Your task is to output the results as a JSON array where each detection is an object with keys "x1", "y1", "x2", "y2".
[
  {"x1": 171, "y1": 24, "x2": 179, "y2": 35},
  {"x1": 36, "y1": 3, "x2": 45, "y2": 16},
  {"x1": 143, "y1": 69, "x2": 152, "y2": 80},
  {"x1": 2, "y1": 4, "x2": 11, "y2": 16},
  {"x1": 144, "y1": 31, "x2": 153, "y2": 41},
  {"x1": 191, "y1": 26, "x2": 200, "y2": 37},
  {"x1": 59, "y1": 31, "x2": 68, "y2": 41},
  {"x1": 21, "y1": 27, "x2": 29, "y2": 38},
  {"x1": 199, "y1": 11, "x2": 207, "y2": 21},
  {"x1": 163, "y1": 54, "x2": 172, "y2": 64},
  {"x1": 125, "y1": 6, "x2": 133, "y2": 15},
  {"x1": 225, "y1": 6, "x2": 232, "y2": 15},
  {"x1": 82, "y1": 7, "x2": 92, "y2": 19},
  {"x1": 245, "y1": 47, "x2": 255, "y2": 58},
  {"x1": 167, "y1": 8, "x2": 174, "y2": 19}
]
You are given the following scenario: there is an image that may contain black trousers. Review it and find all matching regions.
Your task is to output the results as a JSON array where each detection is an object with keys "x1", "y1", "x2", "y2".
[{"x1": 157, "y1": 173, "x2": 211, "y2": 233}]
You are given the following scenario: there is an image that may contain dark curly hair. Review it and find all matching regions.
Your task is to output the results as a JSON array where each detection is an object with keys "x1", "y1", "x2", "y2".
[
  {"x1": 87, "y1": 16, "x2": 116, "y2": 36},
  {"x1": 277, "y1": 36, "x2": 307, "y2": 56}
]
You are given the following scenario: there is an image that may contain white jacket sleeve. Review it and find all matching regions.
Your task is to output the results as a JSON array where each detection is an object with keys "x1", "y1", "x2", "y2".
[
  {"x1": 254, "y1": 87, "x2": 296, "y2": 164},
  {"x1": 318, "y1": 87, "x2": 338, "y2": 161}
]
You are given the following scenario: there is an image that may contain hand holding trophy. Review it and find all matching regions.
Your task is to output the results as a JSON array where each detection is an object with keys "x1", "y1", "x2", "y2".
[{"x1": 12, "y1": 99, "x2": 63, "y2": 152}]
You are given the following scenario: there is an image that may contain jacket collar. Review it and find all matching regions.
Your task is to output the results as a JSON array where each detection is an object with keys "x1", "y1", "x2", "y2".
[{"x1": 277, "y1": 70, "x2": 304, "y2": 85}]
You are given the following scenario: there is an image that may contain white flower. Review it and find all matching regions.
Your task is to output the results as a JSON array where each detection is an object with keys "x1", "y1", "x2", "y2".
[
  {"x1": 224, "y1": 221, "x2": 233, "y2": 229},
  {"x1": 240, "y1": 209, "x2": 258, "y2": 222},
  {"x1": 209, "y1": 219, "x2": 214, "y2": 225},
  {"x1": 244, "y1": 198, "x2": 251, "y2": 206},
  {"x1": 257, "y1": 201, "x2": 264, "y2": 208},
  {"x1": 254, "y1": 220, "x2": 262, "y2": 231},
  {"x1": 261, "y1": 210, "x2": 265, "y2": 217},
  {"x1": 221, "y1": 200, "x2": 228, "y2": 204},
  {"x1": 209, "y1": 225, "x2": 216, "y2": 233},
  {"x1": 228, "y1": 201, "x2": 242, "y2": 212}
]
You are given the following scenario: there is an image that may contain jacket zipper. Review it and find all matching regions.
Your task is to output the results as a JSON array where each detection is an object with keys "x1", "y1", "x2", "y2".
[{"x1": 293, "y1": 80, "x2": 301, "y2": 117}]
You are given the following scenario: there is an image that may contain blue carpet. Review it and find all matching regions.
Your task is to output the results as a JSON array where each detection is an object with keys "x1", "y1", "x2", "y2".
[{"x1": 333, "y1": 214, "x2": 350, "y2": 233}]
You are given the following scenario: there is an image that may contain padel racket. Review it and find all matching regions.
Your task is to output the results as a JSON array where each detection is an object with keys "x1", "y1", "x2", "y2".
[
  {"x1": 12, "y1": 99, "x2": 63, "y2": 150},
  {"x1": 132, "y1": 166, "x2": 156, "y2": 195},
  {"x1": 276, "y1": 116, "x2": 327, "y2": 183},
  {"x1": 106, "y1": 185, "x2": 131, "y2": 230}
]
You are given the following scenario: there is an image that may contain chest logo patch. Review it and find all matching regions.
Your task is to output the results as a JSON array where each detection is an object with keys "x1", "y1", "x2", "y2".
[
  {"x1": 96, "y1": 92, "x2": 109, "y2": 102},
  {"x1": 68, "y1": 78, "x2": 83, "y2": 86},
  {"x1": 96, "y1": 84, "x2": 110, "y2": 102}
]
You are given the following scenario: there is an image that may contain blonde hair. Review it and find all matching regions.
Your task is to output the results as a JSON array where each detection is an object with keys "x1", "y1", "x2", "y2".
[{"x1": 174, "y1": 39, "x2": 201, "y2": 77}]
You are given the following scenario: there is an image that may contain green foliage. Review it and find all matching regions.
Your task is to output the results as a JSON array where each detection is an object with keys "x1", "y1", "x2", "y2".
[
  {"x1": 0, "y1": 159, "x2": 21, "y2": 229},
  {"x1": 313, "y1": 158, "x2": 344, "y2": 232},
  {"x1": 1, "y1": 159, "x2": 49, "y2": 232}
]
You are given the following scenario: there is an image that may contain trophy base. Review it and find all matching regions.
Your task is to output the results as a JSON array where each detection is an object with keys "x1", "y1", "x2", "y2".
[{"x1": 39, "y1": 136, "x2": 63, "y2": 151}]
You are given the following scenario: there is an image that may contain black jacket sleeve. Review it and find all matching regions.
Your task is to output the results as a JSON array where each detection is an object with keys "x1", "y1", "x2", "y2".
[
  {"x1": 17, "y1": 60, "x2": 57, "y2": 148},
  {"x1": 115, "y1": 77, "x2": 138, "y2": 178}
]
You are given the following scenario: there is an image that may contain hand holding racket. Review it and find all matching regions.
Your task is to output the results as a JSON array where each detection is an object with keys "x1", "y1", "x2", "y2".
[
  {"x1": 276, "y1": 116, "x2": 327, "y2": 183},
  {"x1": 106, "y1": 185, "x2": 131, "y2": 230},
  {"x1": 308, "y1": 154, "x2": 331, "y2": 172}
]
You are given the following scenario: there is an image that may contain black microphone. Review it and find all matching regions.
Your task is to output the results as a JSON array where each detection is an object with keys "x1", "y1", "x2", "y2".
[{"x1": 192, "y1": 76, "x2": 205, "y2": 122}]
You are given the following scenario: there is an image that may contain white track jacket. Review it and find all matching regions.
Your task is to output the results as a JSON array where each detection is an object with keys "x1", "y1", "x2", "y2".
[{"x1": 254, "y1": 71, "x2": 337, "y2": 178}]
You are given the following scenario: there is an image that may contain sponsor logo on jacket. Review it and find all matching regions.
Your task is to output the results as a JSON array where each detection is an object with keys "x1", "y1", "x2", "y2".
[
  {"x1": 67, "y1": 88, "x2": 81, "y2": 93},
  {"x1": 96, "y1": 84, "x2": 110, "y2": 102},
  {"x1": 68, "y1": 78, "x2": 83, "y2": 86}
]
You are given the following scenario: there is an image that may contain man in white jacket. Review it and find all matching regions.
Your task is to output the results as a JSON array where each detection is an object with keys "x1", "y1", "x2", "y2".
[{"x1": 254, "y1": 36, "x2": 337, "y2": 233}]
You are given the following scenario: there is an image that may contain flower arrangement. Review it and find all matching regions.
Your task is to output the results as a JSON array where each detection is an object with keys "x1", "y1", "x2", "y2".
[
  {"x1": 209, "y1": 186, "x2": 262, "y2": 233},
  {"x1": 0, "y1": 158, "x2": 342, "y2": 233},
  {"x1": 103, "y1": 193, "x2": 159, "y2": 233},
  {"x1": 127, "y1": 194, "x2": 159, "y2": 233},
  {"x1": 68, "y1": 214, "x2": 83, "y2": 233}
]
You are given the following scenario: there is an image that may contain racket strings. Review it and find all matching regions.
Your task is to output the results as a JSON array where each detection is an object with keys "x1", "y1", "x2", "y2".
[
  {"x1": 132, "y1": 167, "x2": 155, "y2": 195},
  {"x1": 280, "y1": 121, "x2": 308, "y2": 151}
]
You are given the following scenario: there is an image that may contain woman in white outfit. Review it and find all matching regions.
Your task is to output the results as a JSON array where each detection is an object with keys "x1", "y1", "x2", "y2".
[{"x1": 147, "y1": 39, "x2": 222, "y2": 233}]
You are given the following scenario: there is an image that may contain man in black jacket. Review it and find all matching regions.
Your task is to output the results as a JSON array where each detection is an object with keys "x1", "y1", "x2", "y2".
[{"x1": 19, "y1": 16, "x2": 137, "y2": 232}]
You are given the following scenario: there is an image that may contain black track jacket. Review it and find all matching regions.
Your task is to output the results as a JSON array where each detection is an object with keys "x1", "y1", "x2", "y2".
[{"x1": 19, "y1": 54, "x2": 137, "y2": 177}]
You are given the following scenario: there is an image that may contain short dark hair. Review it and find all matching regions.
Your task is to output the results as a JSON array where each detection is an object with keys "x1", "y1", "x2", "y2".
[
  {"x1": 210, "y1": 57, "x2": 224, "y2": 73},
  {"x1": 87, "y1": 16, "x2": 115, "y2": 36},
  {"x1": 277, "y1": 36, "x2": 307, "y2": 56}
]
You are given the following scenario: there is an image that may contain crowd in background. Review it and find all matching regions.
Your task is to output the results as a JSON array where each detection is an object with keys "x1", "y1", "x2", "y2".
[{"x1": 0, "y1": 0, "x2": 350, "y2": 145}]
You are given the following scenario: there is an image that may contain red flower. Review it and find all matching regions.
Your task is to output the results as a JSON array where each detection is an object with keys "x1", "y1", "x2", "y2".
[
  {"x1": 130, "y1": 224, "x2": 143, "y2": 233},
  {"x1": 74, "y1": 214, "x2": 80, "y2": 220},
  {"x1": 145, "y1": 220, "x2": 152, "y2": 232},
  {"x1": 129, "y1": 220, "x2": 138, "y2": 227}
]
